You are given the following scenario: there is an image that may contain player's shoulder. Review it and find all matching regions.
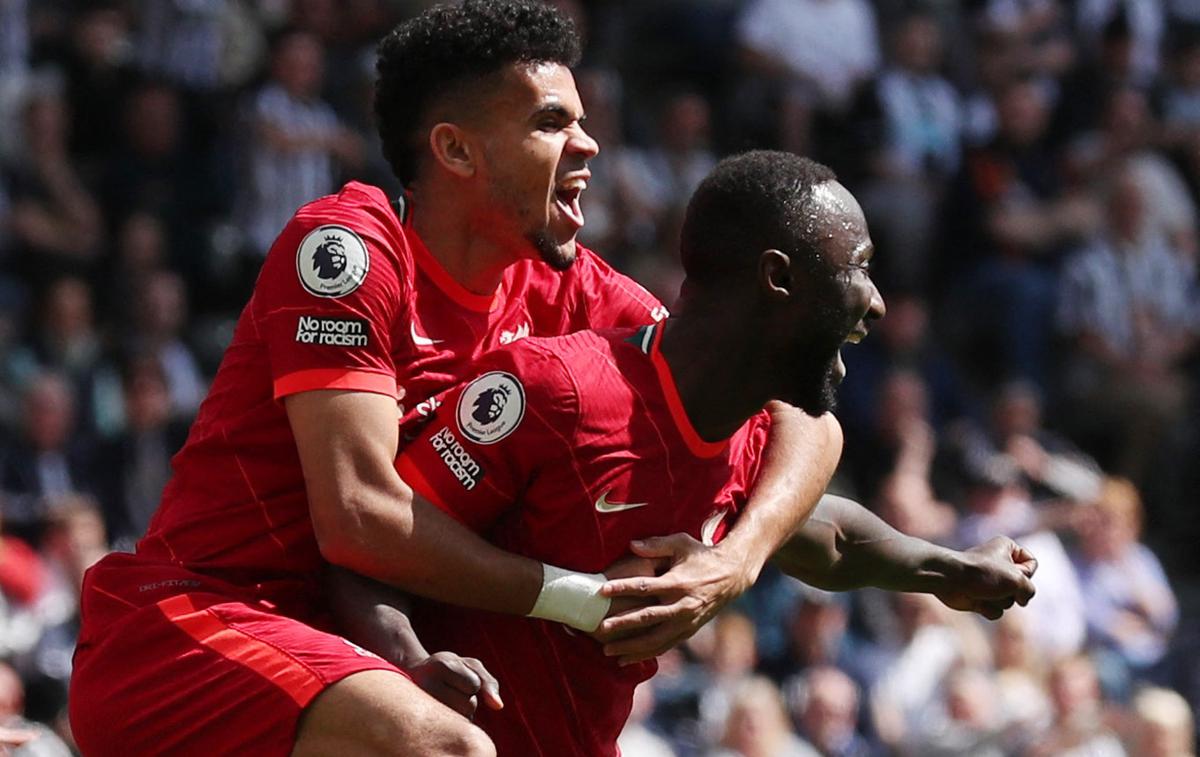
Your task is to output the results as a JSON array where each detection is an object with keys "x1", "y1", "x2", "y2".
[{"x1": 291, "y1": 182, "x2": 401, "y2": 239}]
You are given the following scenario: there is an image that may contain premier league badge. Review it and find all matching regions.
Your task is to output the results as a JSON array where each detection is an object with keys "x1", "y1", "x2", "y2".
[
  {"x1": 456, "y1": 371, "x2": 526, "y2": 444},
  {"x1": 296, "y1": 225, "x2": 370, "y2": 298}
]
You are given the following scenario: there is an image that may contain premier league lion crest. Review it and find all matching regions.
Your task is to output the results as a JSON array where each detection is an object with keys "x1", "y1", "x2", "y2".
[
  {"x1": 457, "y1": 372, "x2": 525, "y2": 444},
  {"x1": 296, "y1": 225, "x2": 369, "y2": 298},
  {"x1": 471, "y1": 386, "x2": 511, "y2": 425}
]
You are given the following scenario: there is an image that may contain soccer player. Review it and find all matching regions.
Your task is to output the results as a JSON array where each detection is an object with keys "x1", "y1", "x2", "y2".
[
  {"x1": 68, "y1": 3, "x2": 840, "y2": 756},
  {"x1": 392, "y1": 152, "x2": 1039, "y2": 755}
]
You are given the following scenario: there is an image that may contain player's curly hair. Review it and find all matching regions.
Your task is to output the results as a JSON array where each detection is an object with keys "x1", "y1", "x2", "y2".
[
  {"x1": 680, "y1": 151, "x2": 838, "y2": 286},
  {"x1": 375, "y1": 0, "x2": 581, "y2": 186}
]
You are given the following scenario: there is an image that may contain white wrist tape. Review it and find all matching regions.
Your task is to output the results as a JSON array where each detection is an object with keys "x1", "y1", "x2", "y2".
[{"x1": 528, "y1": 564, "x2": 611, "y2": 632}]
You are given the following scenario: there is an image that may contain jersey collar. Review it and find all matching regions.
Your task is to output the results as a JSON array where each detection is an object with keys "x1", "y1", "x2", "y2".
[
  {"x1": 397, "y1": 193, "x2": 502, "y2": 313},
  {"x1": 645, "y1": 323, "x2": 730, "y2": 458}
]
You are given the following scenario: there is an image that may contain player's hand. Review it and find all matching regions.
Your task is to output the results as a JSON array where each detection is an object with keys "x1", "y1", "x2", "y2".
[
  {"x1": 934, "y1": 536, "x2": 1038, "y2": 620},
  {"x1": 596, "y1": 533, "x2": 753, "y2": 664},
  {"x1": 405, "y1": 651, "x2": 502, "y2": 719}
]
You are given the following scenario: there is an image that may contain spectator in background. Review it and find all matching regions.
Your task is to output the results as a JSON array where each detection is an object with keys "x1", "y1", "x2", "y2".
[
  {"x1": 615, "y1": 90, "x2": 716, "y2": 299},
  {"x1": 787, "y1": 666, "x2": 872, "y2": 757},
  {"x1": 126, "y1": 270, "x2": 204, "y2": 421},
  {"x1": 135, "y1": 0, "x2": 228, "y2": 93},
  {"x1": 0, "y1": 373, "x2": 93, "y2": 543},
  {"x1": 1057, "y1": 166, "x2": 1197, "y2": 485},
  {"x1": 1067, "y1": 85, "x2": 1197, "y2": 256},
  {"x1": 953, "y1": 462, "x2": 1088, "y2": 661},
  {"x1": 1071, "y1": 478, "x2": 1178, "y2": 686},
  {"x1": 858, "y1": 10, "x2": 963, "y2": 290},
  {"x1": 96, "y1": 356, "x2": 188, "y2": 547},
  {"x1": 1128, "y1": 686, "x2": 1196, "y2": 757},
  {"x1": 838, "y1": 293, "x2": 969, "y2": 440},
  {"x1": 913, "y1": 666, "x2": 1007, "y2": 757},
  {"x1": 868, "y1": 593, "x2": 991, "y2": 752},
  {"x1": 23, "y1": 278, "x2": 102, "y2": 394},
  {"x1": 1075, "y1": 0, "x2": 1163, "y2": 83},
  {"x1": 100, "y1": 81, "x2": 224, "y2": 279},
  {"x1": 944, "y1": 76, "x2": 1098, "y2": 386},
  {"x1": 989, "y1": 610, "x2": 1053, "y2": 744},
  {"x1": 695, "y1": 612, "x2": 761, "y2": 746},
  {"x1": 0, "y1": 663, "x2": 71, "y2": 757},
  {"x1": 0, "y1": 507, "x2": 48, "y2": 663},
  {"x1": 1029, "y1": 654, "x2": 1127, "y2": 757},
  {"x1": 618, "y1": 681, "x2": 677, "y2": 757},
  {"x1": 3, "y1": 81, "x2": 102, "y2": 288},
  {"x1": 25, "y1": 496, "x2": 105, "y2": 730},
  {"x1": 945, "y1": 379, "x2": 1102, "y2": 505},
  {"x1": 735, "y1": 0, "x2": 880, "y2": 154},
  {"x1": 709, "y1": 676, "x2": 818, "y2": 757},
  {"x1": 58, "y1": 5, "x2": 137, "y2": 167},
  {"x1": 237, "y1": 28, "x2": 363, "y2": 258}
]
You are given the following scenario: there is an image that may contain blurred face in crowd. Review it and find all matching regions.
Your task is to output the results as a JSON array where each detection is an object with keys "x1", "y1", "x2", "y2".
[
  {"x1": 1050, "y1": 656, "x2": 1101, "y2": 722},
  {"x1": 877, "y1": 295, "x2": 928, "y2": 354},
  {"x1": 461, "y1": 62, "x2": 599, "y2": 270},
  {"x1": 946, "y1": 669, "x2": 999, "y2": 729},
  {"x1": 876, "y1": 370, "x2": 928, "y2": 441},
  {"x1": 138, "y1": 272, "x2": 188, "y2": 340},
  {"x1": 710, "y1": 612, "x2": 757, "y2": 677},
  {"x1": 73, "y1": 9, "x2": 127, "y2": 68},
  {"x1": 23, "y1": 93, "x2": 69, "y2": 156},
  {"x1": 992, "y1": 382, "x2": 1041, "y2": 439},
  {"x1": 44, "y1": 278, "x2": 94, "y2": 342},
  {"x1": 893, "y1": 15, "x2": 942, "y2": 74},
  {"x1": 723, "y1": 679, "x2": 792, "y2": 756},
  {"x1": 274, "y1": 32, "x2": 325, "y2": 98},
  {"x1": 126, "y1": 85, "x2": 182, "y2": 158},
  {"x1": 661, "y1": 93, "x2": 711, "y2": 153},
  {"x1": 1108, "y1": 171, "x2": 1147, "y2": 242},
  {"x1": 797, "y1": 667, "x2": 860, "y2": 752},
  {"x1": 997, "y1": 80, "x2": 1049, "y2": 147},
  {"x1": 788, "y1": 598, "x2": 847, "y2": 667},
  {"x1": 124, "y1": 361, "x2": 171, "y2": 432},
  {"x1": 24, "y1": 376, "x2": 74, "y2": 452}
]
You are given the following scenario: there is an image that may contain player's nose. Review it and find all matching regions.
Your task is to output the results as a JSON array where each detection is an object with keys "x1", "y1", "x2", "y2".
[{"x1": 569, "y1": 123, "x2": 599, "y2": 160}]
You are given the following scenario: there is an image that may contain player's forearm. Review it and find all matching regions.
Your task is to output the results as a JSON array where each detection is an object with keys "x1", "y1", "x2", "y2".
[
  {"x1": 324, "y1": 566, "x2": 429, "y2": 667},
  {"x1": 716, "y1": 405, "x2": 842, "y2": 582},
  {"x1": 317, "y1": 478, "x2": 544, "y2": 618},
  {"x1": 772, "y1": 493, "x2": 966, "y2": 594}
]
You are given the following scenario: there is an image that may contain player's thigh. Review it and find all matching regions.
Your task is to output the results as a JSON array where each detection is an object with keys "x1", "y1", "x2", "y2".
[
  {"x1": 70, "y1": 593, "x2": 399, "y2": 757},
  {"x1": 293, "y1": 669, "x2": 495, "y2": 757}
]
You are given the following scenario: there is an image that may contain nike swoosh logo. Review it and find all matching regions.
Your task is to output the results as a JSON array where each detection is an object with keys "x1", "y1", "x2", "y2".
[
  {"x1": 700, "y1": 508, "x2": 727, "y2": 547},
  {"x1": 411, "y1": 322, "x2": 443, "y2": 346},
  {"x1": 595, "y1": 490, "x2": 649, "y2": 514}
]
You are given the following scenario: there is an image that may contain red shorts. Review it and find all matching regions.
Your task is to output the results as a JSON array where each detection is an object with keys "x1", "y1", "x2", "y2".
[{"x1": 69, "y1": 591, "x2": 402, "y2": 757}]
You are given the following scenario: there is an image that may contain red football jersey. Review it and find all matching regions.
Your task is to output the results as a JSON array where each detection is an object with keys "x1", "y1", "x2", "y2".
[
  {"x1": 81, "y1": 181, "x2": 665, "y2": 625},
  {"x1": 396, "y1": 323, "x2": 770, "y2": 757}
]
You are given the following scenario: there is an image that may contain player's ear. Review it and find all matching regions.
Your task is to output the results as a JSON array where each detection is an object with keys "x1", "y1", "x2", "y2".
[
  {"x1": 429, "y1": 122, "x2": 476, "y2": 179},
  {"x1": 758, "y1": 249, "x2": 792, "y2": 301}
]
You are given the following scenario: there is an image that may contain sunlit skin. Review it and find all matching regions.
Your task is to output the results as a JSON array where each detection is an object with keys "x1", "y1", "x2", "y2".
[{"x1": 416, "y1": 62, "x2": 598, "y2": 294}]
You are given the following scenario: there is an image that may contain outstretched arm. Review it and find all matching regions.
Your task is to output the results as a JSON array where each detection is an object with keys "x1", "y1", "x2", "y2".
[
  {"x1": 773, "y1": 494, "x2": 1038, "y2": 618},
  {"x1": 596, "y1": 404, "x2": 842, "y2": 661}
]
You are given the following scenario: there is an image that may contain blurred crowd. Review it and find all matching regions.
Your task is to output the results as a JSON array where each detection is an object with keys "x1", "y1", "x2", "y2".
[{"x1": 0, "y1": 0, "x2": 1198, "y2": 755}]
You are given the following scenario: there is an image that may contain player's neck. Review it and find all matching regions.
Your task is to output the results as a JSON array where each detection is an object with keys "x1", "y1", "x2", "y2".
[
  {"x1": 658, "y1": 314, "x2": 773, "y2": 442},
  {"x1": 411, "y1": 193, "x2": 511, "y2": 295}
]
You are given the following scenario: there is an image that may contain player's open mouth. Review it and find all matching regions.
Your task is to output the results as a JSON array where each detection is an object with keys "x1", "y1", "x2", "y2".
[
  {"x1": 845, "y1": 327, "x2": 869, "y2": 345},
  {"x1": 554, "y1": 181, "x2": 586, "y2": 229}
]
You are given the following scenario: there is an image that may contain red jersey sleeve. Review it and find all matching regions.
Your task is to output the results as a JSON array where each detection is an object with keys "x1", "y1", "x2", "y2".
[
  {"x1": 721, "y1": 410, "x2": 774, "y2": 512},
  {"x1": 254, "y1": 185, "x2": 411, "y2": 401},
  {"x1": 573, "y1": 247, "x2": 670, "y2": 330},
  {"x1": 395, "y1": 343, "x2": 579, "y2": 532}
]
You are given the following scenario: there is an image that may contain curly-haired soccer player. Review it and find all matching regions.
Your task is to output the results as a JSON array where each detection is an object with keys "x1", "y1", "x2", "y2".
[{"x1": 68, "y1": 3, "x2": 844, "y2": 755}]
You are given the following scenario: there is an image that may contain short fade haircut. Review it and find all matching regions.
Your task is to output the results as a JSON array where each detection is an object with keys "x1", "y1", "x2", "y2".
[
  {"x1": 375, "y1": 0, "x2": 581, "y2": 185},
  {"x1": 680, "y1": 151, "x2": 837, "y2": 286}
]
